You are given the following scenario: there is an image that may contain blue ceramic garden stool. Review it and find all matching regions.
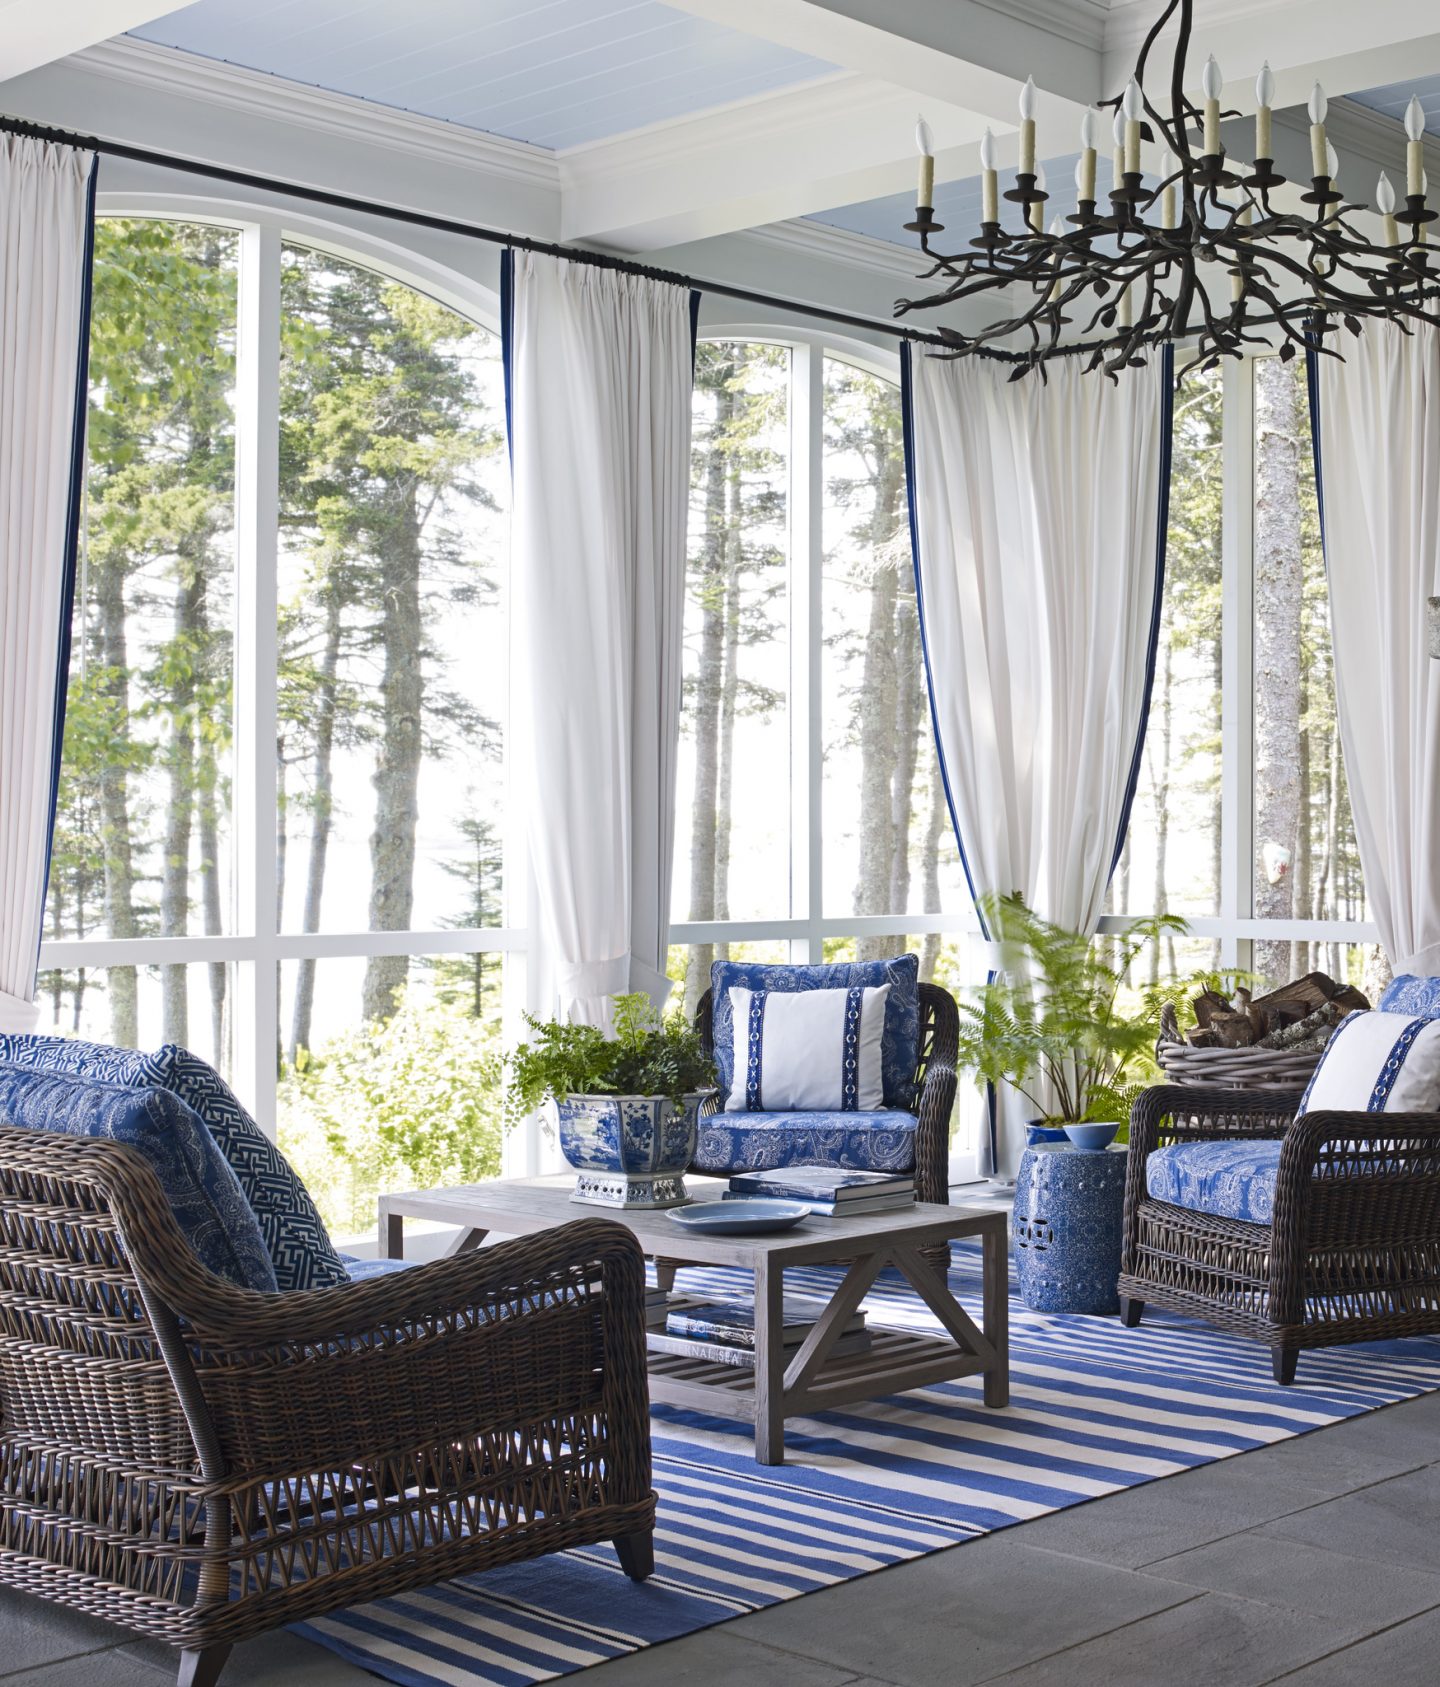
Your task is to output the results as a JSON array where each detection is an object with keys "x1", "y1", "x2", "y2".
[{"x1": 1013, "y1": 1143, "x2": 1128, "y2": 1314}]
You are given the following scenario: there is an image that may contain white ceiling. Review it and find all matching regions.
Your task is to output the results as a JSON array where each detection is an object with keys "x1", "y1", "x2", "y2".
[{"x1": 129, "y1": 0, "x2": 837, "y2": 149}]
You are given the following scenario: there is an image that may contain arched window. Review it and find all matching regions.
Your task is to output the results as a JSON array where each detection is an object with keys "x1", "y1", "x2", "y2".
[{"x1": 41, "y1": 214, "x2": 516, "y2": 1242}]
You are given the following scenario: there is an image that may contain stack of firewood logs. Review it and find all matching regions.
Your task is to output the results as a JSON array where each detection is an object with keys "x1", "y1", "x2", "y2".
[{"x1": 1158, "y1": 972, "x2": 1370, "y2": 1057}]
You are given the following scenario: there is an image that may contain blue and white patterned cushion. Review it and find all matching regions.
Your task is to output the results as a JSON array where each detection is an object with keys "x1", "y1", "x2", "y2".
[
  {"x1": 723, "y1": 983, "x2": 889, "y2": 1113},
  {"x1": 0, "y1": 1061, "x2": 277, "y2": 1290},
  {"x1": 693, "y1": 1109, "x2": 918, "y2": 1174},
  {"x1": 1378, "y1": 975, "x2": 1440, "y2": 1017},
  {"x1": 1145, "y1": 1139, "x2": 1283, "y2": 1225},
  {"x1": 341, "y1": 1255, "x2": 414, "y2": 1281},
  {"x1": 1296, "y1": 1011, "x2": 1440, "y2": 1117},
  {"x1": 0, "y1": 1034, "x2": 347, "y2": 1292},
  {"x1": 710, "y1": 956, "x2": 920, "y2": 1110}
]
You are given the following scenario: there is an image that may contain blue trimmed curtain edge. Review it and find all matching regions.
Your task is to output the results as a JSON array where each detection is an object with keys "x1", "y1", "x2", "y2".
[{"x1": 38, "y1": 153, "x2": 100, "y2": 974}]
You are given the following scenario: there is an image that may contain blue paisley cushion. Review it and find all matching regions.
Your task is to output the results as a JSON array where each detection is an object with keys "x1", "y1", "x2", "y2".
[
  {"x1": 1379, "y1": 975, "x2": 1440, "y2": 1017},
  {"x1": 1296, "y1": 1011, "x2": 1440, "y2": 1117},
  {"x1": 711, "y1": 956, "x2": 920, "y2": 1110},
  {"x1": 693, "y1": 1109, "x2": 919, "y2": 1175},
  {"x1": 0, "y1": 1034, "x2": 347, "y2": 1292},
  {"x1": 1145, "y1": 1140, "x2": 1282, "y2": 1225},
  {"x1": 723, "y1": 983, "x2": 889, "y2": 1113},
  {"x1": 0, "y1": 1061, "x2": 277, "y2": 1290}
]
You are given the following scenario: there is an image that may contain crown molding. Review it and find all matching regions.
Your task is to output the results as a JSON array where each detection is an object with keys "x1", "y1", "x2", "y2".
[
  {"x1": 67, "y1": 36, "x2": 559, "y2": 190},
  {"x1": 743, "y1": 216, "x2": 930, "y2": 280},
  {"x1": 976, "y1": 0, "x2": 1109, "y2": 55}
]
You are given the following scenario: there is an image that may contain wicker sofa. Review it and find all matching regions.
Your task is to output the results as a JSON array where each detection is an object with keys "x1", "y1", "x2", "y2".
[
  {"x1": 1118, "y1": 1084, "x2": 1440, "y2": 1383},
  {"x1": 0, "y1": 1104, "x2": 654, "y2": 1686}
]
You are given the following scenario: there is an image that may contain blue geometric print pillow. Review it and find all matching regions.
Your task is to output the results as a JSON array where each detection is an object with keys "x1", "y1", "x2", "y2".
[
  {"x1": 0, "y1": 1061, "x2": 277, "y2": 1291},
  {"x1": 0, "y1": 1034, "x2": 348, "y2": 1292},
  {"x1": 142, "y1": 1046, "x2": 349, "y2": 1292},
  {"x1": 710, "y1": 955, "x2": 920, "y2": 1110}
]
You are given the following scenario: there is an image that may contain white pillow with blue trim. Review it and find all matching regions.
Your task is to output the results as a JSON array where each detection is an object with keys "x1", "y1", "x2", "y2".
[
  {"x1": 723, "y1": 983, "x2": 890, "y2": 1113},
  {"x1": 1297, "y1": 1011, "x2": 1440, "y2": 1115}
]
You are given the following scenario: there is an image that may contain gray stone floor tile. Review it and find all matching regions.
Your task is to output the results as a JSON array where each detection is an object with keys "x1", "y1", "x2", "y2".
[
  {"x1": 986, "y1": 1455, "x2": 1336, "y2": 1570},
  {"x1": 1138, "y1": 1529, "x2": 1440, "y2": 1626},
  {"x1": 0, "y1": 1592, "x2": 133, "y2": 1676},
  {"x1": 1221, "y1": 1412, "x2": 1436, "y2": 1494},
  {"x1": 1266, "y1": 1605, "x2": 1440, "y2": 1686},
  {"x1": 725, "y1": 1539, "x2": 1198, "y2": 1687},
  {"x1": 569, "y1": 1629, "x2": 866, "y2": 1686},
  {"x1": 968, "y1": 1591, "x2": 1364, "y2": 1687},
  {"x1": 0, "y1": 1650, "x2": 167, "y2": 1686},
  {"x1": 117, "y1": 1629, "x2": 377, "y2": 1685},
  {"x1": 1257, "y1": 1463, "x2": 1440, "y2": 1572}
]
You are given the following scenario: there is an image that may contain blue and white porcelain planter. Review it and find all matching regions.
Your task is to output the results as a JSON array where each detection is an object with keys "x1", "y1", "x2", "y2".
[{"x1": 557, "y1": 1091, "x2": 712, "y2": 1209}]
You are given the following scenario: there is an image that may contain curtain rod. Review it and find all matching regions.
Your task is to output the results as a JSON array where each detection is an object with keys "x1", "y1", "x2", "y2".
[{"x1": 1, "y1": 112, "x2": 977, "y2": 353}]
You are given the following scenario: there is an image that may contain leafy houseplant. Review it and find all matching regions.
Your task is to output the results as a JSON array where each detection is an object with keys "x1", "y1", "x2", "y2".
[
  {"x1": 954, "y1": 894, "x2": 1191, "y2": 1139},
  {"x1": 498, "y1": 993, "x2": 718, "y2": 1210}
]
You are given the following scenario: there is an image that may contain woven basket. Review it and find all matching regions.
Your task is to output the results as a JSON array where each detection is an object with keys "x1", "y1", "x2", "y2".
[{"x1": 1156, "y1": 1042, "x2": 1321, "y2": 1091}]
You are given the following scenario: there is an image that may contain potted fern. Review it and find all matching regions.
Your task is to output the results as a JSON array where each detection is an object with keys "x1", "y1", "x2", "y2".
[
  {"x1": 497, "y1": 992, "x2": 717, "y2": 1209},
  {"x1": 955, "y1": 894, "x2": 1189, "y2": 1150}
]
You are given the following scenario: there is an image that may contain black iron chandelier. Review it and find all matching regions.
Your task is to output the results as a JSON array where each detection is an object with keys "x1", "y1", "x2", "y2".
[{"x1": 896, "y1": 0, "x2": 1440, "y2": 379}]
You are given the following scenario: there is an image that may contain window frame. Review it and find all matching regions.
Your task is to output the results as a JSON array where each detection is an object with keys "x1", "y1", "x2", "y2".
[{"x1": 40, "y1": 197, "x2": 529, "y2": 1144}]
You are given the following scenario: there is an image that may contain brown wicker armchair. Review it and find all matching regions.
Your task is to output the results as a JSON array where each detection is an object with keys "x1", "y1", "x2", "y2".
[
  {"x1": 682, "y1": 982, "x2": 958, "y2": 1275},
  {"x1": 0, "y1": 1126, "x2": 656, "y2": 1687},
  {"x1": 1118, "y1": 1085, "x2": 1440, "y2": 1384}
]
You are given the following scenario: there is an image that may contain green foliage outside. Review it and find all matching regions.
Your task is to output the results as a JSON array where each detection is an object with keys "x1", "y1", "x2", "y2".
[
  {"x1": 278, "y1": 994, "x2": 505, "y2": 1240},
  {"x1": 495, "y1": 993, "x2": 718, "y2": 1122},
  {"x1": 955, "y1": 894, "x2": 1192, "y2": 1128}
]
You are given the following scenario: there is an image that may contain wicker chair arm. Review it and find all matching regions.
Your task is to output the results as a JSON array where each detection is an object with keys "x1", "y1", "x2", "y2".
[
  {"x1": 913, "y1": 1053, "x2": 957, "y2": 1207},
  {"x1": 1122, "y1": 1085, "x2": 1303, "y2": 1269}
]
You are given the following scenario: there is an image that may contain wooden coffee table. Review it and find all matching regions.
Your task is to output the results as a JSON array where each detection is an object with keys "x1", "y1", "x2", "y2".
[{"x1": 379, "y1": 1177, "x2": 1009, "y2": 1464}]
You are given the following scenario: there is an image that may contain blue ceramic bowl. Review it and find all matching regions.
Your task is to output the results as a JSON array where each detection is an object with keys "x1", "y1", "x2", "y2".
[
  {"x1": 1063, "y1": 1122, "x2": 1121, "y2": 1152},
  {"x1": 666, "y1": 1198, "x2": 811, "y2": 1235}
]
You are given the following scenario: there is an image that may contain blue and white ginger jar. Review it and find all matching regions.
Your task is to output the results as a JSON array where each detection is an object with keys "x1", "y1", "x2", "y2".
[{"x1": 557, "y1": 1091, "x2": 712, "y2": 1208}]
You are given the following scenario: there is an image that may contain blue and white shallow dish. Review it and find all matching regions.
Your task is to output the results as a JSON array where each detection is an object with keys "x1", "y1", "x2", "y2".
[{"x1": 666, "y1": 1198, "x2": 811, "y2": 1235}]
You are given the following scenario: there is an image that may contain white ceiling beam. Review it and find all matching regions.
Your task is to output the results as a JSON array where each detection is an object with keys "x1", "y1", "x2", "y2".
[{"x1": 0, "y1": 1, "x2": 186, "y2": 83}]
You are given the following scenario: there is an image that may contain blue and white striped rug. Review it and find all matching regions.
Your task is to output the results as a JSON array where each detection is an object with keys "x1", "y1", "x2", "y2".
[{"x1": 298, "y1": 1243, "x2": 1440, "y2": 1686}]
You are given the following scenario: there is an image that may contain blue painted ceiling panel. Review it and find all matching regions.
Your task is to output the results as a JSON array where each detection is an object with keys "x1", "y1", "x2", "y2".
[
  {"x1": 1348, "y1": 74, "x2": 1440, "y2": 134},
  {"x1": 131, "y1": 0, "x2": 835, "y2": 149}
]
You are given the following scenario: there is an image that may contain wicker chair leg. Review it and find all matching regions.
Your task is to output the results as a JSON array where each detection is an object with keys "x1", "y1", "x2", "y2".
[
  {"x1": 920, "y1": 1243, "x2": 951, "y2": 1283},
  {"x1": 613, "y1": 1527, "x2": 655, "y2": 1581},
  {"x1": 1272, "y1": 1344, "x2": 1299, "y2": 1387},
  {"x1": 177, "y1": 1644, "x2": 231, "y2": 1687},
  {"x1": 1120, "y1": 1297, "x2": 1143, "y2": 1328}
]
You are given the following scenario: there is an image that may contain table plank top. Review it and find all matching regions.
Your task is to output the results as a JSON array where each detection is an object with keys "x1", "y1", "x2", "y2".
[{"x1": 380, "y1": 1175, "x2": 1004, "y2": 1267}]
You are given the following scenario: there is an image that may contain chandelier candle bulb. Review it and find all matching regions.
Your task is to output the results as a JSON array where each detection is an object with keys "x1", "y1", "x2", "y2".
[
  {"x1": 915, "y1": 116, "x2": 935, "y2": 209},
  {"x1": 1232, "y1": 204, "x2": 1251, "y2": 301},
  {"x1": 1078, "y1": 107, "x2": 1098, "y2": 202},
  {"x1": 1019, "y1": 76, "x2": 1037, "y2": 175},
  {"x1": 1123, "y1": 77, "x2": 1143, "y2": 175},
  {"x1": 980, "y1": 127, "x2": 998, "y2": 224},
  {"x1": 1048, "y1": 216, "x2": 1066, "y2": 300},
  {"x1": 1029, "y1": 161, "x2": 1046, "y2": 233},
  {"x1": 1112, "y1": 108, "x2": 1126, "y2": 195},
  {"x1": 1255, "y1": 61, "x2": 1274, "y2": 159},
  {"x1": 1309, "y1": 82, "x2": 1328, "y2": 178},
  {"x1": 1406, "y1": 96, "x2": 1426, "y2": 197},
  {"x1": 1378, "y1": 171, "x2": 1400, "y2": 246},
  {"x1": 1160, "y1": 151, "x2": 1176, "y2": 228},
  {"x1": 1201, "y1": 54, "x2": 1223, "y2": 155}
]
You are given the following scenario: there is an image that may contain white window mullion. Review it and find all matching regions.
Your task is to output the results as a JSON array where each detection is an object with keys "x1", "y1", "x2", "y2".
[
  {"x1": 1220, "y1": 354, "x2": 1256, "y2": 976},
  {"x1": 787, "y1": 339, "x2": 824, "y2": 964},
  {"x1": 233, "y1": 223, "x2": 283, "y2": 1137}
]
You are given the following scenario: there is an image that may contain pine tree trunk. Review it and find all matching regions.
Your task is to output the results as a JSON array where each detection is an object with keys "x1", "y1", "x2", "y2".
[
  {"x1": 888, "y1": 593, "x2": 922, "y2": 920},
  {"x1": 197, "y1": 751, "x2": 225, "y2": 1064},
  {"x1": 94, "y1": 554, "x2": 139, "y2": 1046},
  {"x1": 290, "y1": 589, "x2": 343, "y2": 1058},
  {"x1": 854, "y1": 557, "x2": 898, "y2": 958},
  {"x1": 1292, "y1": 677, "x2": 1312, "y2": 980},
  {"x1": 362, "y1": 497, "x2": 424, "y2": 1023},
  {"x1": 682, "y1": 370, "x2": 733, "y2": 1017},
  {"x1": 160, "y1": 556, "x2": 203, "y2": 1045},
  {"x1": 1253, "y1": 356, "x2": 1303, "y2": 987}
]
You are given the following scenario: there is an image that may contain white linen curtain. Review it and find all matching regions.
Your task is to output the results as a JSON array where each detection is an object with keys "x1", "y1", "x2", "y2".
[
  {"x1": 1310, "y1": 322, "x2": 1440, "y2": 976},
  {"x1": 903, "y1": 345, "x2": 1170, "y2": 1174},
  {"x1": 0, "y1": 135, "x2": 95, "y2": 1033},
  {"x1": 506, "y1": 251, "x2": 694, "y2": 1027}
]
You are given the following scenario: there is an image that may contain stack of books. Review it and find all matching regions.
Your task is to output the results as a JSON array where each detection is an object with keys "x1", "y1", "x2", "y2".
[
  {"x1": 725, "y1": 1167, "x2": 916, "y2": 1216},
  {"x1": 644, "y1": 1285, "x2": 671, "y2": 1328},
  {"x1": 653, "y1": 1297, "x2": 870, "y2": 1368}
]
